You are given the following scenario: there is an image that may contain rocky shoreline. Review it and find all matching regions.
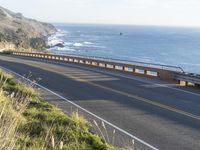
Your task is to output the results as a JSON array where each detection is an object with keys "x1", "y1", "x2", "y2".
[{"x1": 0, "y1": 6, "x2": 57, "y2": 51}]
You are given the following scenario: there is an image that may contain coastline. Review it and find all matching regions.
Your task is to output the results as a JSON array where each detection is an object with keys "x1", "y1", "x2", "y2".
[{"x1": 47, "y1": 24, "x2": 200, "y2": 74}]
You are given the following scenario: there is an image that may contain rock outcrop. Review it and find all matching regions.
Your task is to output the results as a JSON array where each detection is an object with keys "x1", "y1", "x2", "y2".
[{"x1": 0, "y1": 6, "x2": 57, "y2": 51}]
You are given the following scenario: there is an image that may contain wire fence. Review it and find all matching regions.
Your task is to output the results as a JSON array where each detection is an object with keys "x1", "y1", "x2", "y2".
[{"x1": 1, "y1": 66, "x2": 158, "y2": 150}]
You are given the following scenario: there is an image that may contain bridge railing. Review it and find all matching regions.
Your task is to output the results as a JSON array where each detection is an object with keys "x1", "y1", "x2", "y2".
[
  {"x1": 173, "y1": 72, "x2": 200, "y2": 85},
  {"x1": 12, "y1": 51, "x2": 184, "y2": 81},
  {"x1": 56, "y1": 53, "x2": 184, "y2": 73}
]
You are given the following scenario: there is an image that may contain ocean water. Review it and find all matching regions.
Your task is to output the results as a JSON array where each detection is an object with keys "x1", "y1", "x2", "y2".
[{"x1": 48, "y1": 24, "x2": 200, "y2": 73}]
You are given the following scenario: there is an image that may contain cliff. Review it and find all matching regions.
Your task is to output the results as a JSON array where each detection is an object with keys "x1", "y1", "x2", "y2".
[{"x1": 0, "y1": 6, "x2": 57, "y2": 51}]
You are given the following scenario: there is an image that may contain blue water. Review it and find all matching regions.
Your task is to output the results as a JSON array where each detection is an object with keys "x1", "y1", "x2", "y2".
[{"x1": 48, "y1": 24, "x2": 200, "y2": 73}]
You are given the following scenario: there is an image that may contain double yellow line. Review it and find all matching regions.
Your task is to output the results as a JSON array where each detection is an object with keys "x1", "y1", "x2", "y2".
[
  {"x1": 86, "y1": 81, "x2": 200, "y2": 121},
  {"x1": 4, "y1": 56, "x2": 200, "y2": 121}
]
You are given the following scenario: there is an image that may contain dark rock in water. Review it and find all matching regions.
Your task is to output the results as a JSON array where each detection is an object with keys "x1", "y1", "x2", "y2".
[
  {"x1": 47, "y1": 42, "x2": 65, "y2": 48},
  {"x1": 54, "y1": 43, "x2": 65, "y2": 48},
  {"x1": 0, "y1": 5, "x2": 57, "y2": 51},
  {"x1": 120, "y1": 32, "x2": 123, "y2": 36}
]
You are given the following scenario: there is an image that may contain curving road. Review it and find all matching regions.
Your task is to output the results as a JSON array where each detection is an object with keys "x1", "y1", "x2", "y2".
[{"x1": 0, "y1": 54, "x2": 200, "y2": 150}]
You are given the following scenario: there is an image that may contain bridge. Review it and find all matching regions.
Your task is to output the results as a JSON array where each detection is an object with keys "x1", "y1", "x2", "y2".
[
  {"x1": 0, "y1": 51, "x2": 200, "y2": 150},
  {"x1": 173, "y1": 72, "x2": 200, "y2": 86},
  {"x1": 11, "y1": 51, "x2": 200, "y2": 86}
]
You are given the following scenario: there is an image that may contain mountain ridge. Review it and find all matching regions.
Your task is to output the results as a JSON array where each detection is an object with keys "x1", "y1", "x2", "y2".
[{"x1": 0, "y1": 6, "x2": 57, "y2": 51}]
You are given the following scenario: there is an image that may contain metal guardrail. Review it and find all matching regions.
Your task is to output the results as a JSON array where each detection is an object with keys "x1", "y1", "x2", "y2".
[
  {"x1": 8, "y1": 51, "x2": 200, "y2": 85},
  {"x1": 173, "y1": 72, "x2": 200, "y2": 85},
  {"x1": 1, "y1": 51, "x2": 198, "y2": 149},
  {"x1": 47, "y1": 52, "x2": 184, "y2": 73},
  {"x1": 11, "y1": 51, "x2": 183, "y2": 81}
]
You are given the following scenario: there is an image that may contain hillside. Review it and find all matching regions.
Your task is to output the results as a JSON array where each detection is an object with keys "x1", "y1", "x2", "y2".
[
  {"x1": 0, "y1": 69, "x2": 116, "y2": 150},
  {"x1": 0, "y1": 6, "x2": 57, "y2": 51}
]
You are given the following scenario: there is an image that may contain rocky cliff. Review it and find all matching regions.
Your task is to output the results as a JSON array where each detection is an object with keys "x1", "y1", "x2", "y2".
[{"x1": 0, "y1": 6, "x2": 57, "y2": 51}]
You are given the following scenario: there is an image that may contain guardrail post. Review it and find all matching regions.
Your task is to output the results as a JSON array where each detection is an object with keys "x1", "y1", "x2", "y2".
[
  {"x1": 144, "y1": 70, "x2": 148, "y2": 75},
  {"x1": 132, "y1": 68, "x2": 135, "y2": 73},
  {"x1": 64, "y1": 57, "x2": 68, "y2": 61},
  {"x1": 10, "y1": 51, "x2": 187, "y2": 83},
  {"x1": 179, "y1": 80, "x2": 188, "y2": 86},
  {"x1": 157, "y1": 72, "x2": 159, "y2": 78},
  {"x1": 195, "y1": 84, "x2": 200, "y2": 87}
]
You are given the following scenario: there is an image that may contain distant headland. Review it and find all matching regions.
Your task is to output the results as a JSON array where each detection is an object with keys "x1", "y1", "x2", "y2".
[{"x1": 0, "y1": 6, "x2": 57, "y2": 51}]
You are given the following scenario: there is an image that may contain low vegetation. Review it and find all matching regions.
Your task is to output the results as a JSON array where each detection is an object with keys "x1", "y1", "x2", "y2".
[{"x1": 0, "y1": 70, "x2": 117, "y2": 150}]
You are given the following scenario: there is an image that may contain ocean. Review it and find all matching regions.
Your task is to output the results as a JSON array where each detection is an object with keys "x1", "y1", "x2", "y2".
[{"x1": 48, "y1": 24, "x2": 200, "y2": 73}]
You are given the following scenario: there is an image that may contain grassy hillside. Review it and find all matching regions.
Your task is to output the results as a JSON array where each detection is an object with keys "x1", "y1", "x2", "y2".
[{"x1": 0, "y1": 70, "x2": 117, "y2": 150}]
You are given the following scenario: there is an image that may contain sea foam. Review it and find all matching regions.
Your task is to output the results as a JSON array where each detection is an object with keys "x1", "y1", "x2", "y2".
[{"x1": 73, "y1": 43, "x2": 83, "y2": 47}]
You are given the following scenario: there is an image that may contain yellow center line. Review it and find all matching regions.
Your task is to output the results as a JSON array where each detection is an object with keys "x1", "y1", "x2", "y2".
[
  {"x1": 3, "y1": 56, "x2": 200, "y2": 121},
  {"x1": 86, "y1": 81, "x2": 200, "y2": 121}
]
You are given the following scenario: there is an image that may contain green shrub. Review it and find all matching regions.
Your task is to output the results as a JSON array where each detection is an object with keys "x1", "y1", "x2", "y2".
[{"x1": 0, "y1": 71, "x2": 117, "y2": 150}]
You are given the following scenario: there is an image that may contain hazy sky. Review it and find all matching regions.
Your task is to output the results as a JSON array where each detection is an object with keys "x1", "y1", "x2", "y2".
[{"x1": 0, "y1": 0, "x2": 200, "y2": 27}]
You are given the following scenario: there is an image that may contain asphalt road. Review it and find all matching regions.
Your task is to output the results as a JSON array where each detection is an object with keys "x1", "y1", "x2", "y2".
[{"x1": 0, "y1": 54, "x2": 200, "y2": 150}]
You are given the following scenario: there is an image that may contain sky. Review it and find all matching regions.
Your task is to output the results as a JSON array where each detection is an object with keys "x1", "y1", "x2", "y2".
[{"x1": 0, "y1": 0, "x2": 200, "y2": 27}]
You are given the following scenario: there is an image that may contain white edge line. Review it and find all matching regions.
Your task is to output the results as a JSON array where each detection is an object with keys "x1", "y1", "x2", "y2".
[
  {"x1": 4, "y1": 55, "x2": 200, "y2": 97},
  {"x1": 94, "y1": 69, "x2": 200, "y2": 97},
  {"x1": 0, "y1": 65, "x2": 158, "y2": 150},
  {"x1": 27, "y1": 56, "x2": 200, "y2": 97}
]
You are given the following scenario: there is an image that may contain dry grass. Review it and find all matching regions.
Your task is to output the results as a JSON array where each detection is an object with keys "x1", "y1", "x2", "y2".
[
  {"x1": 0, "y1": 70, "x2": 117, "y2": 150},
  {"x1": 0, "y1": 92, "x2": 27, "y2": 150}
]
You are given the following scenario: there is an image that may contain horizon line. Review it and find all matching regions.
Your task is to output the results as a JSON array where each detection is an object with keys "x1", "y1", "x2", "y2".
[{"x1": 48, "y1": 22, "x2": 200, "y2": 29}]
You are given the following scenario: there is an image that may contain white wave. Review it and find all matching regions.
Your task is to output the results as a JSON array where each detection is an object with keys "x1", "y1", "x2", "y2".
[
  {"x1": 48, "y1": 30, "x2": 67, "y2": 47},
  {"x1": 49, "y1": 32, "x2": 66, "y2": 42},
  {"x1": 57, "y1": 29, "x2": 69, "y2": 35},
  {"x1": 56, "y1": 47, "x2": 66, "y2": 51},
  {"x1": 83, "y1": 41, "x2": 94, "y2": 45},
  {"x1": 64, "y1": 42, "x2": 73, "y2": 46},
  {"x1": 73, "y1": 43, "x2": 83, "y2": 47},
  {"x1": 87, "y1": 45, "x2": 106, "y2": 49},
  {"x1": 57, "y1": 47, "x2": 75, "y2": 51},
  {"x1": 48, "y1": 38, "x2": 64, "y2": 46},
  {"x1": 54, "y1": 33, "x2": 65, "y2": 37}
]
